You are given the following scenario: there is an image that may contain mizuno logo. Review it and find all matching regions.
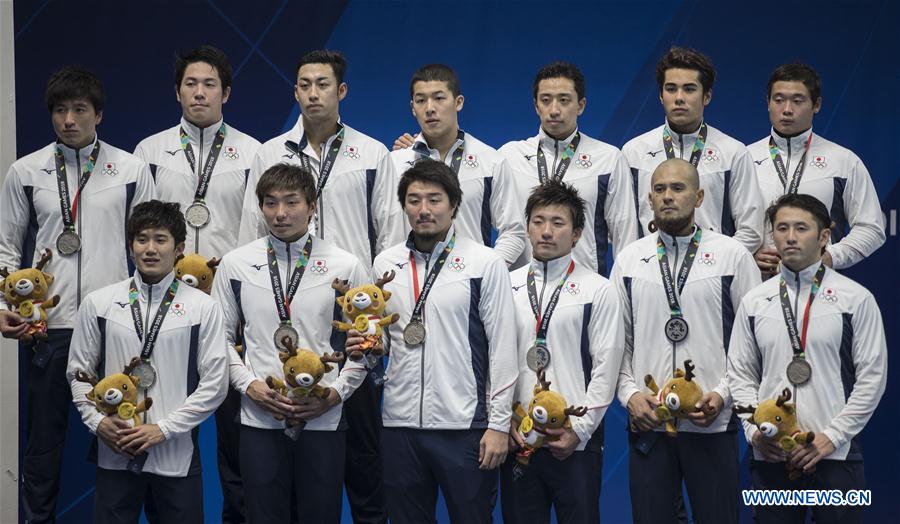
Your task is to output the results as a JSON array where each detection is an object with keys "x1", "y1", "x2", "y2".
[
  {"x1": 40, "y1": 168, "x2": 54, "y2": 174},
  {"x1": 114, "y1": 301, "x2": 129, "y2": 309},
  {"x1": 640, "y1": 256, "x2": 654, "y2": 263},
  {"x1": 754, "y1": 158, "x2": 767, "y2": 165},
  {"x1": 395, "y1": 261, "x2": 409, "y2": 269},
  {"x1": 282, "y1": 153, "x2": 295, "y2": 159},
  {"x1": 524, "y1": 154, "x2": 537, "y2": 161},
  {"x1": 405, "y1": 160, "x2": 416, "y2": 166},
  {"x1": 250, "y1": 263, "x2": 266, "y2": 271},
  {"x1": 765, "y1": 294, "x2": 778, "y2": 302},
  {"x1": 647, "y1": 150, "x2": 663, "y2": 157},
  {"x1": 165, "y1": 149, "x2": 180, "y2": 156},
  {"x1": 512, "y1": 284, "x2": 526, "y2": 292}
]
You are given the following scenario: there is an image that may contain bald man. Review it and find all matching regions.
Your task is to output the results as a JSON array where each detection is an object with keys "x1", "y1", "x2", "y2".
[{"x1": 610, "y1": 159, "x2": 760, "y2": 523}]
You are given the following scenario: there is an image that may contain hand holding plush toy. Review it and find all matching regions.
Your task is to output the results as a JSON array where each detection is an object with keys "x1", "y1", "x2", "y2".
[
  {"x1": 735, "y1": 387, "x2": 815, "y2": 480},
  {"x1": 265, "y1": 336, "x2": 344, "y2": 424},
  {"x1": 331, "y1": 271, "x2": 400, "y2": 360},
  {"x1": 512, "y1": 369, "x2": 588, "y2": 466},
  {"x1": 645, "y1": 359, "x2": 707, "y2": 437},
  {"x1": 1, "y1": 249, "x2": 60, "y2": 343},
  {"x1": 74, "y1": 357, "x2": 152, "y2": 427}
]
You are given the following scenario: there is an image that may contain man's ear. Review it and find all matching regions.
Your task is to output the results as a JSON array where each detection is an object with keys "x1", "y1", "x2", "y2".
[
  {"x1": 455, "y1": 95, "x2": 465, "y2": 112},
  {"x1": 338, "y1": 82, "x2": 348, "y2": 102},
  {"x1": 222, "y1": 86, "x2": 231, "y2": 105}
]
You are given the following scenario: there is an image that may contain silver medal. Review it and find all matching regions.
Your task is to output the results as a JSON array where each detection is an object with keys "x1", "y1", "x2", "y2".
[
  {"x1": 56, "y1": 230, "x2": 82, "y2": 256},
  {"x1": 664, "y1": 317, "x2": 689, "y2": 343},
  {"x1": 185, "y1": 202, "x2": 211, "y2": 228},
  {"x1": 526, "y1": 344, "x2": 551, "y2": 372},
  {"x1": 786, "y1": 357, "x2": 812, "y2": 386},
  {"x1": 403, "y1": 320, "x2": 426, "y2": 346},
  {"x1": 131, "y1": 361, "x2": 157, "y2": 390},
  {"x1": 274, "y1": 323, "x2": 299, "y2": 351}
]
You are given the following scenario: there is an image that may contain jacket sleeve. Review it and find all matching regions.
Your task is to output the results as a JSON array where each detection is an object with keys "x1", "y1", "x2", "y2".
[
  {"x1": 329, "y1": 260, "x2": 370, "y2": 401},
  {"x1": 372, "y1": 148, "x2": 407, "y2": 257},
  {"x1": 0, "y1": 164, "x2": 28, "y2": 309},
  {"x1": 131, "y1": 160, "x2": 157, "y2": 208},
  {"x1": 726, "y1": 298, "x2": 763, "y2": 444},
  {"x1": 570, "y1": 281, "x2": 625, "y2": 445},
  {"x1": 728, "y1": 147, "x2": 765, "y2": 253},
  {"x1": 824, "y1": 155, "x2": 886, "y2": 269},
  {"x1": 489, "y1": 158, "x2": 527, "y2": 265},
  {"x1": 612, "y1": 261, "x2": 641, "y2": 408},
  {"x1": 481, "y1": 255, "x2": 519, "y2": 432},
  {"x1": 156, "y1": 299, "x2": 228, "y2": 439},
  {"x1": 210, "y1": 258, "x2": 256, "y2": 394},
  {"x1": 821, "y1": 292, "x2": 887, "y2": 450},
  {"x1": 65, "y1": 297, "x2": 106, "y2": 434},
  {"x1": 605, "y1": 150, "x2": 640, "y2": 258},
  {"x1": 238, "y1": 151, "x2": 268, "y2": 245}
]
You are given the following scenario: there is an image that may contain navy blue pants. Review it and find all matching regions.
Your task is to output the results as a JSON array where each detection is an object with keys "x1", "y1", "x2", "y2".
[
  {"x1": 499, "y1": 448, "x2": 603, "y2": 523},
  {"x1": 342, "y1": 373, "x2": 387, "y2": 524},
  {"x1": 239, "y1": 425, "x2": 346, "y2": 523},
  {"x1": 381, "y1": 427, "x2": 496, "y2": 524},
  {"x1": 94, "y1": 467, "x2": 203, "y2": 524},
  {"x1": 629, "y1": 430, "x2": 739, "y2": 524},
  {"x1": 21, "y1": 329, "x2": 74, "y2": 524},
  {"x1": 750, "y1": 459, "x2": 866, "y2": 524}
]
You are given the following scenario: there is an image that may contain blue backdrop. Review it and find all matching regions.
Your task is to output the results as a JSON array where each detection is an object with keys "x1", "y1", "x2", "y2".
[{"x1": 13, "y1": 1, "x2": 898, "y2": 522}]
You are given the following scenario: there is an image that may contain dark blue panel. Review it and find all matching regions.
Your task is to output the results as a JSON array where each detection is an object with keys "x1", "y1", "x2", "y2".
[
  {"x1": 481, "y1": 178, "x2": 493, "y2": 246},
  {"x1": 468, "y1": 278, "x2": 488, "y2": 428},
  {"x1": 365, "y1": 168, "x2": 377, "y2": 263},
  {"x1": 721, "y1": 275, "x2": 734, "y2": 353},
  {"x1": 148, "y1": 163, "x2": 158, "y2": 181},
  {"x1": 839, "y1": 313, "x2": 856, "y2": 402},
  {"x1": 831, "y1": 177, "x2": 849, "y2": 243},
  {"x1": 330, "y1": 288, "x2": 347, "y2": 358},
  {"x1": 187, "y1": 324, "x2": 200, "y2": 394},
  {"x1": 123, "y1": 182, "x2": 136, "y2": 275},
  {"x1": 594, "y1": 174, "x2": 611, "y2": 275},
  {"x1": 20, "y1": 186, "x2": 38, "y2": 269},
  {"x1": 720, "y1": 170, "x2": 735, "y2": 237},
  {"x1": 630, "y1": 168, "x2": 644, "y2": 239},
  {"x1": 97, "y1": 317, "x2": 107, "y2": 376},
  {"x1": 229, "y1": 278, "x2": 246, "y2": 362}
]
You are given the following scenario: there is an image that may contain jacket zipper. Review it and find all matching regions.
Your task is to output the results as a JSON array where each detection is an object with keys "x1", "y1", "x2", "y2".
[
  {"x1": 195, "y1": 131, "x2": 204, "y2": 252},
  {"x1": 418, "y1": 251, "x2": 430, "y2": 428},
  {"x1": 538, "y1": 261, "x2": 549, "y2": 312},
  {"x1": 678, "y1": 132, "x2": 685, "y2": 159},
  {"x1": 551, "y1": 138, "x2": 560, "y2": 175},
  {"x1": 75, "y1": 149, "x2": 83, "y2": 306},
  {"x1": 671, "y1": 237, "x2": 679, "y2": 375}
]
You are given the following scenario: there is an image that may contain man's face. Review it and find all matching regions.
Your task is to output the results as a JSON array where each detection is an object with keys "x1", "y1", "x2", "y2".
[
  {"x1": 648, "y1": 162, "x2": 704, "y2": 234},
  {"x1": 528, "y1": 204, "x2": 582, "y2": 261},
  {"x1": 403, "y1": 180, "x2": 455, "y2": 240},
  {"x1": 768, "y1": 80, "x2": 821, "y2": 136},
  {"x1": 411, "y1": 80, "x2": 463, "y2": 141},
  {"x1": 659, "y1": 68, "x2": 711, "y2": 131},
  {"x1": 177, "y1": 61, "x2": 231, "y2": 128},
  {"x1": 772, "y1": 206, "x2": 829, "y2": 271},
  {"x1": 295, "y1": 63, "x2": 347, "y2": 125},
  {"x1": 131, "y1": 228, "x2": 184, "y2": 282},
  {"x1": 51, "y1": 98, "x2": 102, "y2": 149},
  {"x1": 260, "y1": 189, "x2": 316, "y2": 242},
  {"x1": 534, "y1": 77, "x2": 585, "y2": 139}
]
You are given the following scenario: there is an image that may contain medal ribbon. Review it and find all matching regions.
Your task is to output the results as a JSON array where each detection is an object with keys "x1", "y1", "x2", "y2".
[
  {"x1": 663, "y1": 122, "x2": 708, "y2": 167},
  {"x1": 412, "y1": 129, "x2": 466, "y2": 175},
  {"x1": 778, "y1": 263, "x2": 826, "y2": 357},
  {"x1": 54, "y1": 140, "x2": 102, "y2": 232},
  {"x1": 128, "y1": 278, "x2": 180, "y2": 361},
  {"x1": 408, "y1": 233, "x2": 456, "y2": 321},
  {"x1": 526, "y1": 259, "x2": 575, "y2": 345},
  {"x1": 180, "y1": 123, "x2": 227, "y2": 203},
  {"x1": 286, "y1": 125, "x2": 345, "y2": 200},
  {"x1": 266, "y1": 235, "x2": 314, "y2": 324},
  {"x1": 768, "y1": 133, "x2": 813, "y2": 194},
  {"x1": 535, "y1": 132, "x2": 581, "y2": 184},
  {"x1": 656, "y1": 228, "x2": 702, "y2": 318}
]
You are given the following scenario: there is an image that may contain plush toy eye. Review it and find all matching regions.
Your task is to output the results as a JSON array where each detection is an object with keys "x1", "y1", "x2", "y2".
[
  {"x1": 289, "y1": 367, "x2": 295, "y2": 374},
  {"x1": 122, "y1": 384, "x2": 128, "y2": 391},
  {"x1": 373, "y1": 292, "x2": 379, "y2": 299},
  {"x1": 550, "y1": 417, "x2": 558, "y2": 424},
  {"x1": 775, "y1": 416, "x2": 782, "y2": 422},
  {"x1": 35, "y1": 277, "x2": 41, "y2": 283},
  {"x1": 202, "y1": 275, "x2": 208, "y2": 280}
]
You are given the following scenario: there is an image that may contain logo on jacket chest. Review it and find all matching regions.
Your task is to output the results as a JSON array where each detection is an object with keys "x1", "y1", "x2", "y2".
[
  {"x1": 575, "y1": 153, "x2": 592, "y2": 168},
  {"x1": 702, "y1": 148, "x2": 719, "y2": 163},
  {"x1": 698, "y1": 251, "x2": 715, "y2": 266},
  {"x1": 101, "y1": 162, "x2": 119, "y2": 176},
  {"x1": 170, "y1": 302, "x2": 186, "y2": 316},
  {"x1": 810, "y1": 155, "x2": 827, "y2": 169},
  {"x1": 820, "y1": 287, "x2": 838, "y2": 303},
  {"x1": 309, "y1": 259, "x2": 328, "y2": 274},
  {"x1": 343, "y1": 145, "x2": 360, "y2": 159},
  {"x1": 223, "y1": 145, "x2": 239, "y2": 160},
  {"x1": 463, "y1": 153, "x2": 478, "y2": 169},
  {"x1": 448, "y1": 256, "x2": 466, "y2": 272},
  {"x1": 563, "y1": 281, "x2": 580, "y2": 295}
]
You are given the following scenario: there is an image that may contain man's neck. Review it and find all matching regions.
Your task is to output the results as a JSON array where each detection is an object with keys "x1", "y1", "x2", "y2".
[
  {"x1": 61, "y1": 136, "x2": 96, "y2": 150},
  {"x1": 183, "y1": 115, "x2": 219, "y2": 130},
  {"x1": 412, "y1": 228, "x2": 450, "y2": 254},
  {"x1": 423, "y1": 126, "x2": 459, "y2": 160},
  {"x1": 659, "y1": 220, "x2": 695, "y2": 238},
  {"x1": 773, "y1": 126, "x2": 811, "y2": 139},
  {"x1": 302, "y1": 116, "x2": 339, "y2": 157},
  {"x1": 784, "y1": 257, "x2": 821, "y2": 275},
  {"x1": 666, "y1": 118, "x2": 702, "y2": 135},
  {"x1": 140, "y1": 271, "x2": 166, "y2": 285},
  {"x1": 273, "y1": 229, "x2": 308, "y2": 244},
  {"x1": 541, "y1": 125, "x2": 577, "y2": 142}
]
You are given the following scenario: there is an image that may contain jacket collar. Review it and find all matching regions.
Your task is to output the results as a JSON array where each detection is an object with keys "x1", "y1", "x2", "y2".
[
  {"x1": 657, "y1": 224, "x2": 699, "y2": 250},
  {"x1": 180, "y1": 116, "x2": 225, "y2": 148},
  {"x1": 530, "y1": 252, "x2": 574, "y2": 282},
  {"x1": 406, "y1": 225, "x2": 456, "y2": 262},
  {"x1": 537, "y1": 126, "x2": 578, "y2": 152},
  {"x1": 780, "y1": 259, "x2": 824, "y2": 286},
  {"x1": 770, "y1": 126, "x2": 813, "y2": 153},
  {"x1": 663, "y1": 119, "x2": 703, "y2": 148},
  {"x1": 57, "y1": 135, "x2": 99, "y2": 163},
  {"x1": 267, "y1": 230, "x2": 312, "y2": 259},
  {"x1": 132, "y1": 270, "x2": 176, "y2": 302},
  {"x1": 411, "y1": 129, "x2": 465, "y2": 163}
]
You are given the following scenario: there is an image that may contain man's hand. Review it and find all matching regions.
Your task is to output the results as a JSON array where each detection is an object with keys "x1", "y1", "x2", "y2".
[
  {"x1": 751, "y1": 430, "x2": 787, "y2": 462},
  {"x1": 821, "y1": 251, "x2": 834, "y2": 268},
  {"x1": 788, "y1": 432, "x2": 835, "y2": 472},
  {"x1": 345, "y1": 329, "x2": 367, "y2": 356},
  {"x1": 246, "y1": 380, "x2": 299, "y2": 419},
  {"x1": 687, "y1": 392, "x2": 724, "y2": 428},
  {"x1": 293, "y1": 387, "x2": 341, "y2": 422},
  {"x1": 508, "y1": 416, "x2": 525, "y2": 450},
  {"x1": 393, "y1": 133, "x2": 417, "y2": 151},
  {"x1": 479, "y1": 428, "x2": 508, "y2": 470},
  {"x1": 0, "y1": 310, "x2": 28, "y2": 339},
  {"x1": 544, "y1": 427, "x2": 581, "y2": 461},
  {"x1": 754, "y1": 247, "x2": 780, "y2": 280},
  {"x1": 98, "y1": 416, "x2": 136, "y2": 458},
  {"x1": 117, "y1": 423, "x2": 165, "y2": 455},
  {"x1": 627, "y1": 392, "x2": 661, "y2": 432}
]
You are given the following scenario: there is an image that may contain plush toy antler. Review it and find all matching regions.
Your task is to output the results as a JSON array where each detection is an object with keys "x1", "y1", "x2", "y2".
[
  {"x1": 775, "y1": 387, "x2": 792, "y2": 407},
  {"x1": 683, "y1": 359, "x2": 696, "y2": 382},
  {"x1": 535, "y1": 368, "x2": 552, "y2": 392},
  {"x1": 0, "y1": 267, "x2": 8, "y2": 279},
  {"x1": 35, "y1": 249, "x2": 53, "y2": 271},
  {"x1": 320, "y1": 352, "x2": 345, "y2": 365},
  {"x1": 74, "y1": 370, "x2": 98, "y2": 387},
  {"x1": 331, "y1": 278, "x2": 352, "y2": 295},
  {"x1": 374, "y1": 270, "x2": 396, "y2": 289},
  {"x1": 207, "y1": 257, "x2": 221, "y2": 269},
  {"x1": 565, "y1": 405, "x2": 588, "y2": 417},
  {"x1": 122, "y1": 357, "x2": 141, "y2": 376}
]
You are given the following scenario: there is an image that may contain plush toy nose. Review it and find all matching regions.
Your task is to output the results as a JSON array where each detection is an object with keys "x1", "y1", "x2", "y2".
[
  {"x1": 14, "y1": 279, "x2": 34, "y2": 296},
  {"x1": 295, "y1": 373, "x2": 314, "y2": 387},
  {"x1": 665, "y1": 392, "x2": 681, "y2": 411},
  {"x1": 181, "y1": 274, "x2": 199, "y2": 287},
  {"x1": 759, "y1": 422, "x2": 778, "y2": 437},
  {"x1": 103, "y1": 388, "x2": 124, "y2": 405},
  {"x1": 532, "y1": 405, "x2": 548, "y2": 424},
  {"x1": 352, "y1": 292, "x2": 372, "y2": 309}
]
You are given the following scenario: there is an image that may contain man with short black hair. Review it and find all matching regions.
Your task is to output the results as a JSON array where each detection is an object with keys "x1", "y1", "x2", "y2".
[
  {"x1": 622, "y1": 46, "x2": 765, "y2": 254},
  {"x1": 500, "y1": 61, "x2": 638, "y2": 274},
  {"x1": 390, "y1": 63, "x2": 527, "y2": 265},
  {"x1": 347, "y1": 158, "x2": 517, "y2": 523},
  {"x1": 67, "y1": 200, "x2": 227, "y2": 523},
  {"x1": 729, "y1": 193, "x2": 886, "y2": 524},
  {"x1": 0, "y1": 66, "x2": 155, "y2": 523},
  {"x1": 500, "y1": 180, "x2": 624, "y2": 523},
  {"x1": 748, "y1": 62, "x2": 885, "y2": 278}
]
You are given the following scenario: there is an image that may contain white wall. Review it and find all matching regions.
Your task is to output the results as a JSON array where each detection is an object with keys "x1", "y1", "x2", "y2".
[{"x1": 0, "y1": 1, "x2": 18, "y2": 521}]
